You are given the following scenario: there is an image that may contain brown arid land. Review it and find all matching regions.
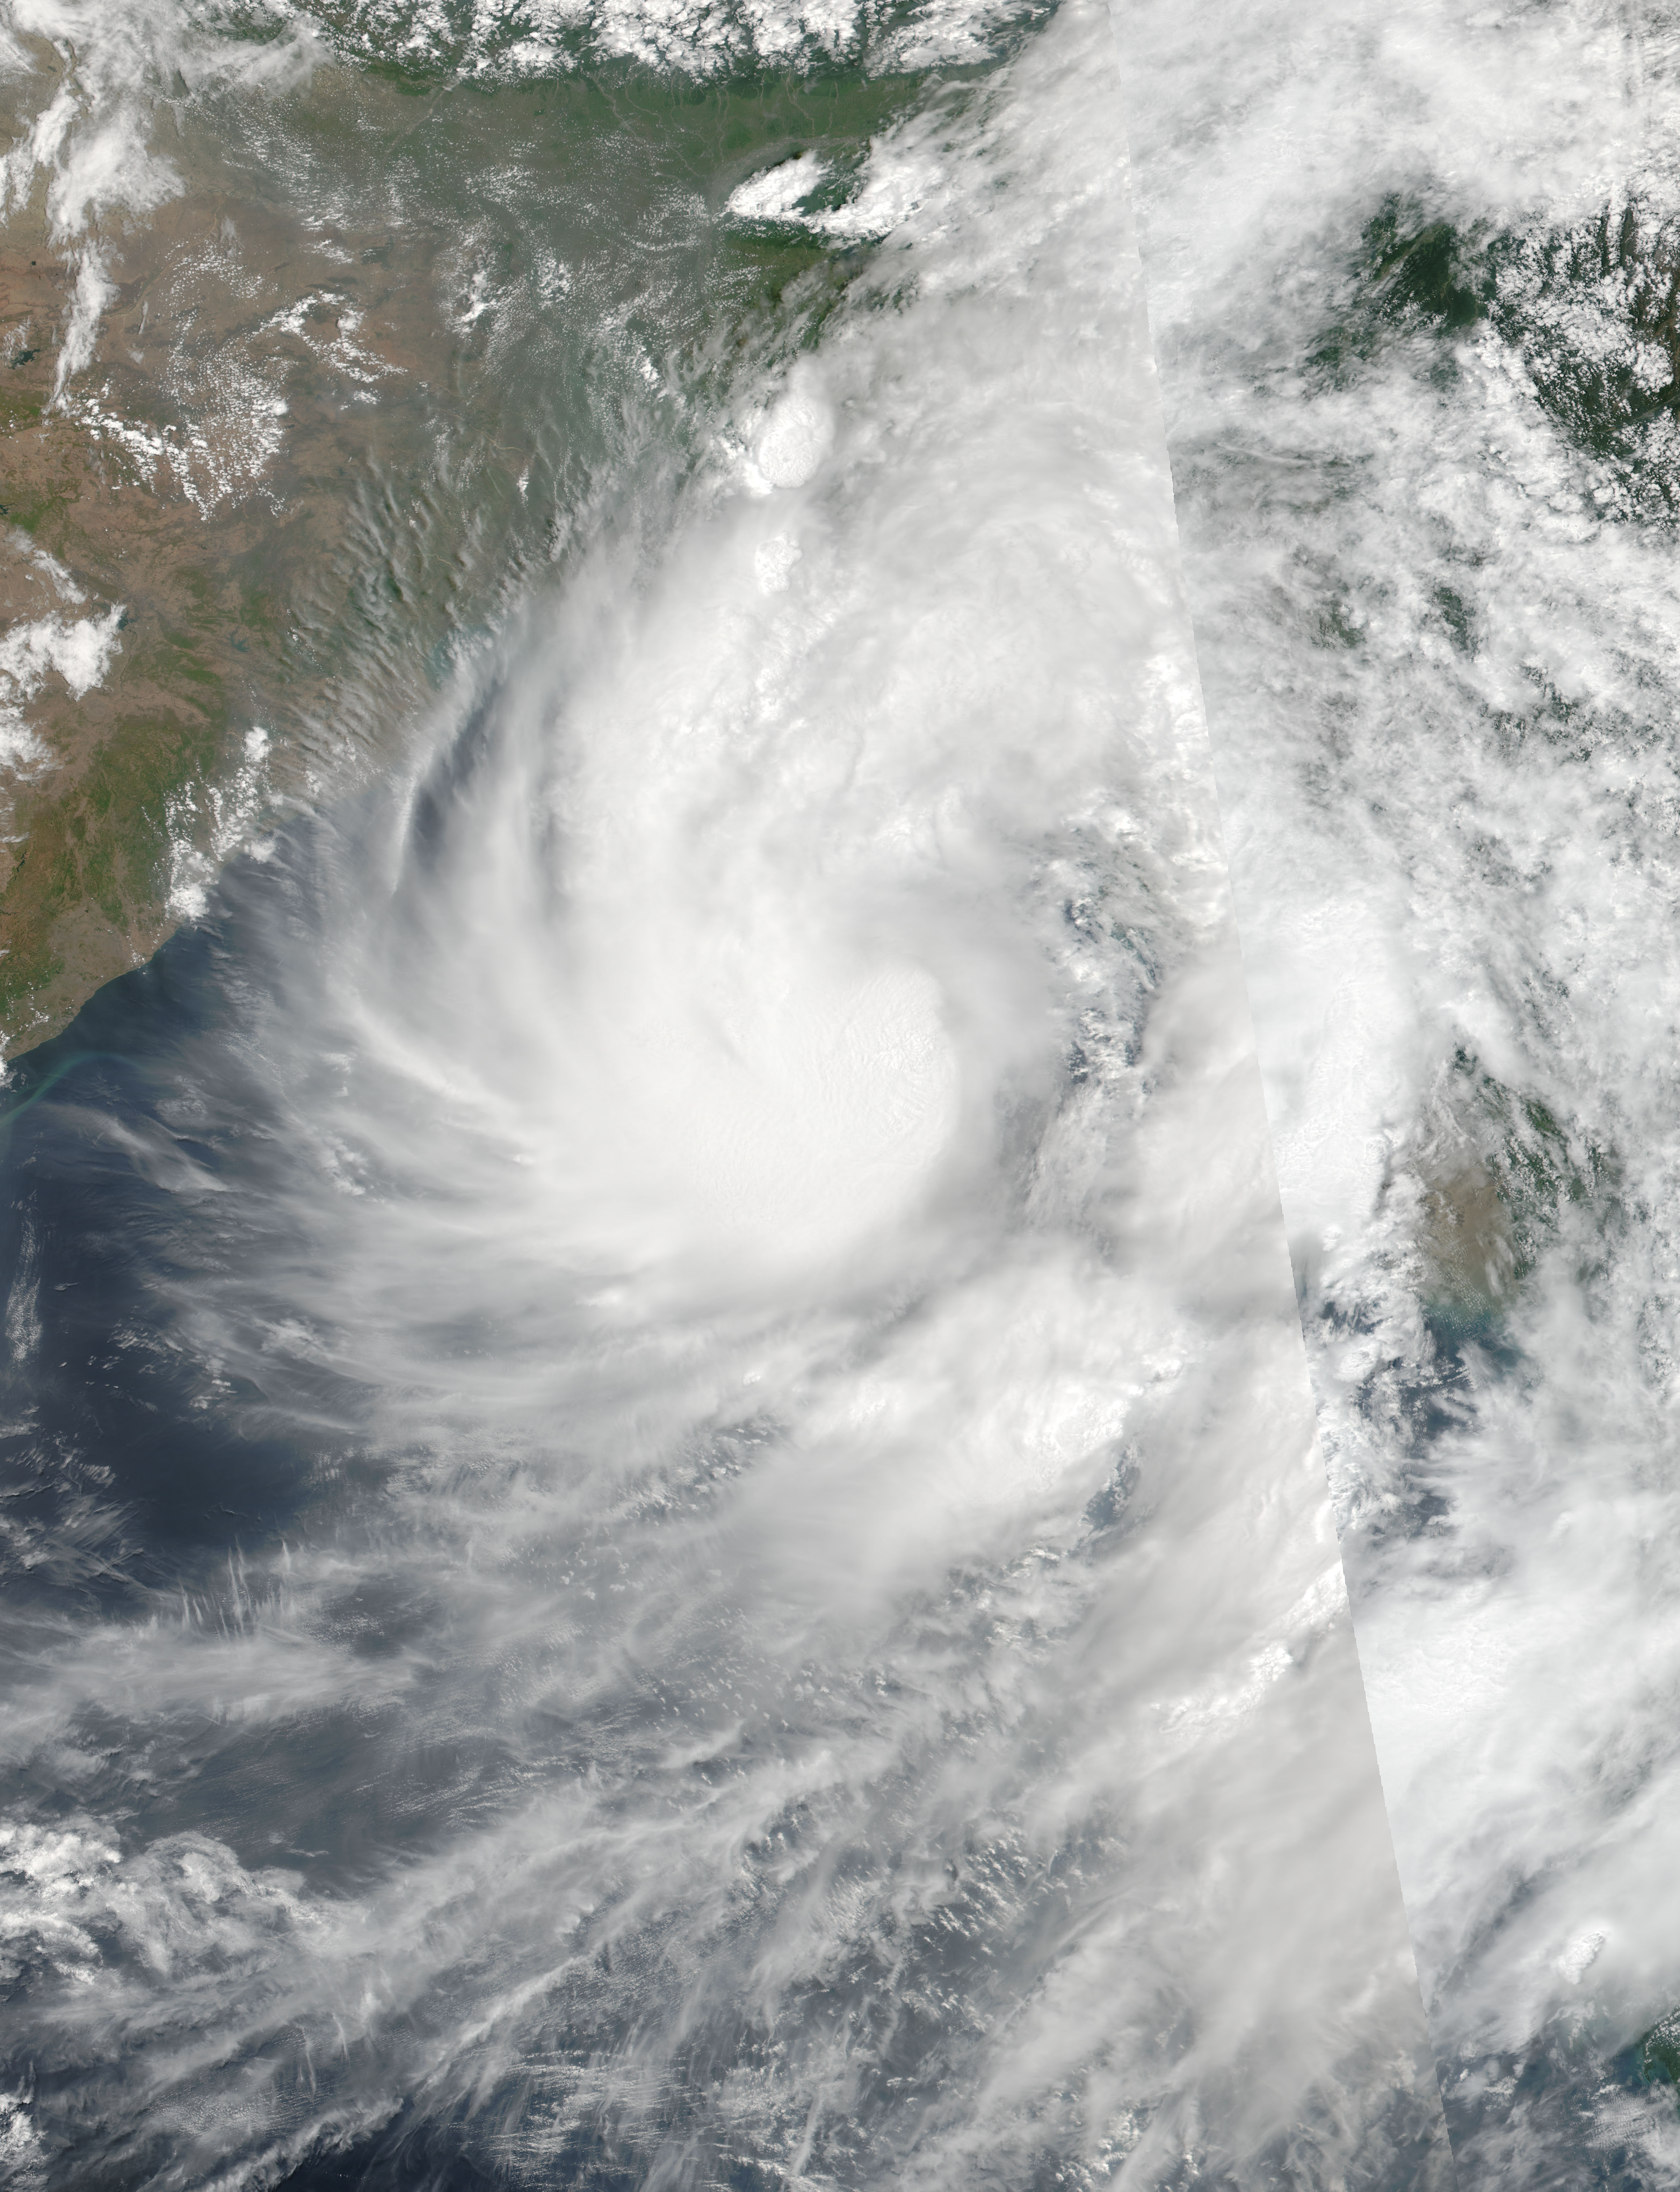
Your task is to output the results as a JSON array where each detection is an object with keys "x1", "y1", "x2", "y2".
[
  {"x1": 0, "y1": 180, "x2": 505, "y2": 1054},
  {"x1": 0, "y1": 43, "x2": 934, "y2": 1056}
]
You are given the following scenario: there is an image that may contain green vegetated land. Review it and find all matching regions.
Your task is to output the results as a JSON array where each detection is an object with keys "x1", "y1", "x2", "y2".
[
  {"x1": 0, "y1": 45, "x2": 943, "y2": 1052},
  {"x1": 1314, "y1": 190, "x2": 1680, "y2": 512}
]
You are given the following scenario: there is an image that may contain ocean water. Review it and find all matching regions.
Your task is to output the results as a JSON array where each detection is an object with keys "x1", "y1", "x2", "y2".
[
  {"x1": 0, "y1": 2, "x2": 1456, "y2": 2187},
  {"x1": 1114, "y1": 0, "x2": 1680, "y2": 2181}
]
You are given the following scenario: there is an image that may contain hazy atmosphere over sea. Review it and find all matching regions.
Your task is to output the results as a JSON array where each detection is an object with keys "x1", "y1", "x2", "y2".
[{"x1": 0, "y1": 0, "x2": 1678, "y2": 2186}]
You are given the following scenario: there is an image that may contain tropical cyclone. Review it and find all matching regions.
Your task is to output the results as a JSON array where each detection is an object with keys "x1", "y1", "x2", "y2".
[{"x1": 0, "y1": 0, "x2": 951, "y2": 1057}]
